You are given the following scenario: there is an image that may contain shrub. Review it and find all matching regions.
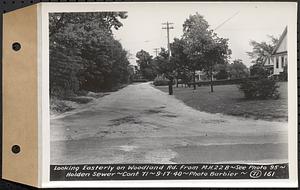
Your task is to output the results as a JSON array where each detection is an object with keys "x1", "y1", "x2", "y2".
[
  {"x1": 215, "y1": 69, "x2": 229, "y2": 80},
  {"x1": 153, "y1": 76, "x2": 174, "y2": 86},
  {"x1": 153, "y1": 79, "x2": 170, "y2": 86},
  {"x1": 239, "y1": 78, "x2": 279, "y2": 99},
  {"x1": 250, "y1": 64, "x2": 269, "y2": 78}
]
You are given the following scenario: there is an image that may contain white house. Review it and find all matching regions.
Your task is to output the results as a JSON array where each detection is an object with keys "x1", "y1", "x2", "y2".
[{"x1": 264, "y1": 26, "x2": 287, "y2": 76}]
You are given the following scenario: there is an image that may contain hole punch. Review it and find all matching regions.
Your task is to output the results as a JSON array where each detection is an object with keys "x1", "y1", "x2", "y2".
[
  {"x1": 11, "y1": 145, "x2": 21, "y2": 154},
  {"x1": 12, "y1": 42, "x2": 21, "y2": 51}
]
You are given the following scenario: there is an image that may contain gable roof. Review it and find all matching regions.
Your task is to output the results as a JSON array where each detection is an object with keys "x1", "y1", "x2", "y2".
[{"x1": 271, "y1": 26, "x2": 287, "y2": 55}]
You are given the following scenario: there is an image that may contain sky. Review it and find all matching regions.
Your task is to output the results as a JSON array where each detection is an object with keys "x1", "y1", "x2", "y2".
[{"x1": 112, "y1": 2, "x2": 295, "y2": 67}]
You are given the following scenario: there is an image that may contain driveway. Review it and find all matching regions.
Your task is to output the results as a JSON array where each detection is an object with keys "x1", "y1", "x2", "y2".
[{"x1": 51, "y1": 82, "x2": 288, "y2": 164}]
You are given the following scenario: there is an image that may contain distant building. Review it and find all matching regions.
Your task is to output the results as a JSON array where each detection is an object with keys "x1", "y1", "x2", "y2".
[
  {"x1": 195, "y1": 70, "x2": 207, "y2": 81},
  {"x1": 195, "y1": 70, "x2": 217, "y2": 81},
  {"x1": 264, "y1": 26, "x2": 287, "y2": 76}
]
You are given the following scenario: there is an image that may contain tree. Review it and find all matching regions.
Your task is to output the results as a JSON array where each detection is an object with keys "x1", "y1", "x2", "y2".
[
  {"x1": 182, "y1": 13, "x2": 213, "y2": 90},
  {"x1": 247, "y1": 36, "x2": 278, "y2": 65},
  {"x1": 136, "y1": 50, "x2": 157, "y2": 80},
  {"x1": 215, "y1": 69, "x2": 229, "y2": 80},
  {"x1": 247, "y1": 35, "x2": 279, "y2": 78},
  {"x1": 203, "y1": 36, "x2": 231, "y2": 92},
  {"x1": 49, "y1": 12, "x2": 128, "y2": 37},
  {"x1": 242, "y1": 36, "x2": 280, "y2": 99},
  {"x1": 49, "y1": 12, "x2": 130, "y2": 98},
  {"x1": 155, "y1": 48, "x2": 176, "y2": 95},
  {"x1": 170, "y1": 38, "x2": 190, "y2": 87},
  {"x1": 227, "y1": 59, "x2": 249, "y2": 79},
  {"x1": 182, "y1": 13, "x2": 231, "y2": 91}
]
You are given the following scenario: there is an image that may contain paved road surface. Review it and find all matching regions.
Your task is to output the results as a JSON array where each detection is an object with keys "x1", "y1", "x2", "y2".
[{"x1": 51, "y1": 82, "x2": 288, "y2": 164}]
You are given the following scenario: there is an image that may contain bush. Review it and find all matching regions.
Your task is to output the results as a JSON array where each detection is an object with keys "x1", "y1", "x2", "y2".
[
  {"x1": 153, "y1": 79, "x2": 170, "y2": 86},
  {"x1": 153, "y1": 76, "x2": 174, "y2": 86},
  {"x1": 250, "y1": 64, "x2": 269, "y2": 78},
  {"x1": 215, "y1": 69, "x2": 229, "y2": 80},
  {"x1": 239, "y1": 78, "x2": 280, "y2": 99}
]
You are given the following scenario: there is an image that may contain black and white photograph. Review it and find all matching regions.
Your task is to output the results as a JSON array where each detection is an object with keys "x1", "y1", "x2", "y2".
[{"x1": 47, "y1": 2, "x2": 296, "y2": 182}]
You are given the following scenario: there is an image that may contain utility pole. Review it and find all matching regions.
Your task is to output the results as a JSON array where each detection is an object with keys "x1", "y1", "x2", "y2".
[
  {"x1": 162, "y1": 22, "x2": 174, "y2": 60},
  {"x1": 153, "y1": 48, "x2": 159, "y2": 57},
  {"x1": 162, "y1": 22, "x2": 174, "y2": 95}
]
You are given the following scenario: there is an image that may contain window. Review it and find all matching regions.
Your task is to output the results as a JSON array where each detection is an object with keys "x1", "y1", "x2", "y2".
[
  {"x1": 276, "y1": 57, "x2": 279, "y2": 68},
  {"x1": 281, "y1": 56, "x2": 284, "y2": 68}
]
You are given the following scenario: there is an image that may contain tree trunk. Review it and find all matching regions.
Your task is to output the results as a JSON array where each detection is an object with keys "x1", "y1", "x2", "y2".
[
  {"x1": 176, "y1": 77, "x2": 179, "y2": 88},
  {"x1": 193, "y1": 70, "x2": 196, "y2": 90},
  {"x1": 210, "y1": 63, "x2": 214, "y2": 92}
]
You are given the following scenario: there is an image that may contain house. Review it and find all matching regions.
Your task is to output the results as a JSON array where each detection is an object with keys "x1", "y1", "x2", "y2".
[
  {"x1": 195, "y1": 70, "x2": 208, "y2": 81},
  {"x1": 264, "y1": 26, "x2": 287, "y2": 76},
  {"x1": 195, "y1": 70, "x2": 217, "y2": 81}
]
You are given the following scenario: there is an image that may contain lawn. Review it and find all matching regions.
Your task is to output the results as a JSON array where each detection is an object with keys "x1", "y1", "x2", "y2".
[{"x1": 155, "y1": 82, "x2": 288, "y2": 122}]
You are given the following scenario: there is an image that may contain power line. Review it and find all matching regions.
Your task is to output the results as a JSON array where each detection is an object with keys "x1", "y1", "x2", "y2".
[
  {"x1": 162, "y1": 22, "x2": 174, "y2": 60},
  {"x1": 214, "y1": 11, "x2": 239, "y2": 31}
]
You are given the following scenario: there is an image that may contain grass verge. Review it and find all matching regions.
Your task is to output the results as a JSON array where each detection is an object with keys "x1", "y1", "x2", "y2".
[{"x1": 155, "y1": 82, "x2": 287, "y2": 122}]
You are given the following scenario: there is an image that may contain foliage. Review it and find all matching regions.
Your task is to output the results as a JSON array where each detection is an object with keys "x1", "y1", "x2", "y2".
[
  {"x1": 227, "y1": 59, "x2": 249, "y2": 79},
  {"x1": 170, "y1": 38, "x2": 190, "y2": 84},
  {"x1": 49, "y1": 12, "x2": 131, "y2": 99},
  {"x1": 215, "y1": 69, "x2": 229, "y2": 80},
  {"x1": 49, "y1": 12, "x2": 128, "y2": 37},
  {"x1": 154, "y1": 48, "x2": 176, "y2": 80},
  {"x1": 181, "y1": 13, "x2": 231, "y2": 90},
  {"x1": 249, "y1": 63, "x2": 269, "y2": 78},
  {"x1": 239, "y1": 78, "x2": 279, "y2": 99},
  {"x1": 136, "y1": 50, "x2": 157, "y2": 80},
  {"x1": 247, "y1": 36, "x2": 279, "y2": 64},
  {"x1": 182, "y1": 13, "x2": 213, "y2": 73},
  {"x1": 153, "y1": 76, "x2": 172, "y2": 86}
]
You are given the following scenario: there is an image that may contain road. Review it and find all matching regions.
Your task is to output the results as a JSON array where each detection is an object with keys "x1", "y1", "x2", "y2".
[{"x1": 51, "y1": 82, "x2": 288, "y2": 164}]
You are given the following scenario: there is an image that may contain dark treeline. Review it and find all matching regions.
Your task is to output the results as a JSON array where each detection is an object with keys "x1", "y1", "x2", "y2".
[{"x1": 50, "y1": 12, "x2": 132, "y2": 99}]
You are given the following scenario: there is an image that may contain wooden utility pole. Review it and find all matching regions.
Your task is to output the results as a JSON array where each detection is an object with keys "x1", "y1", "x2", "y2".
[
  {"x1": 162, "y1": 22, "x2": 174, "y2": 95},
  {"x1": 162, "y1": 22, "x2": 174, "y2": 60}
]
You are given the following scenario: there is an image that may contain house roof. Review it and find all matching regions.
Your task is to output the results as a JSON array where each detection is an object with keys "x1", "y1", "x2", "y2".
[{"x1": 271, "y1": 26, "x2": 287, "y2": 55}]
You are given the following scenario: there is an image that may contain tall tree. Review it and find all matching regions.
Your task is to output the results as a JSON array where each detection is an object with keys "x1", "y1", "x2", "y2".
[
  {"x1": 202, "y1": 36, "x2": 231, "y2": 92},
  {"x1": 49, "y1": 12, "x2": 128, "y2": 37},
  {"x1": 170, "y1": 38, "x2": 189, "y2": 87},
  {"x1": 136, "y1": 50, "x2": 156, "y2": 80},
  {"x1": 155, "y1": 48, "x2": 176, "y2": 95},
  {"x1": 182, "y1": 13, "x2": 214, "y2": 90},
  {"x1": 49, "y1": 12, "x2": 129, "y2": 98},
  {"x1": 247, "y1": 35, "x2": 279, "y2": 65},
  {"x1": 214, "y1": 63, "x2": 229, "y2": 80},
  {"x1": 182, "y1": 13, "x2": 231, "y2": 91},
  {"x1": 247, "y1": 36, "x2": 279, "y2": 78}
]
